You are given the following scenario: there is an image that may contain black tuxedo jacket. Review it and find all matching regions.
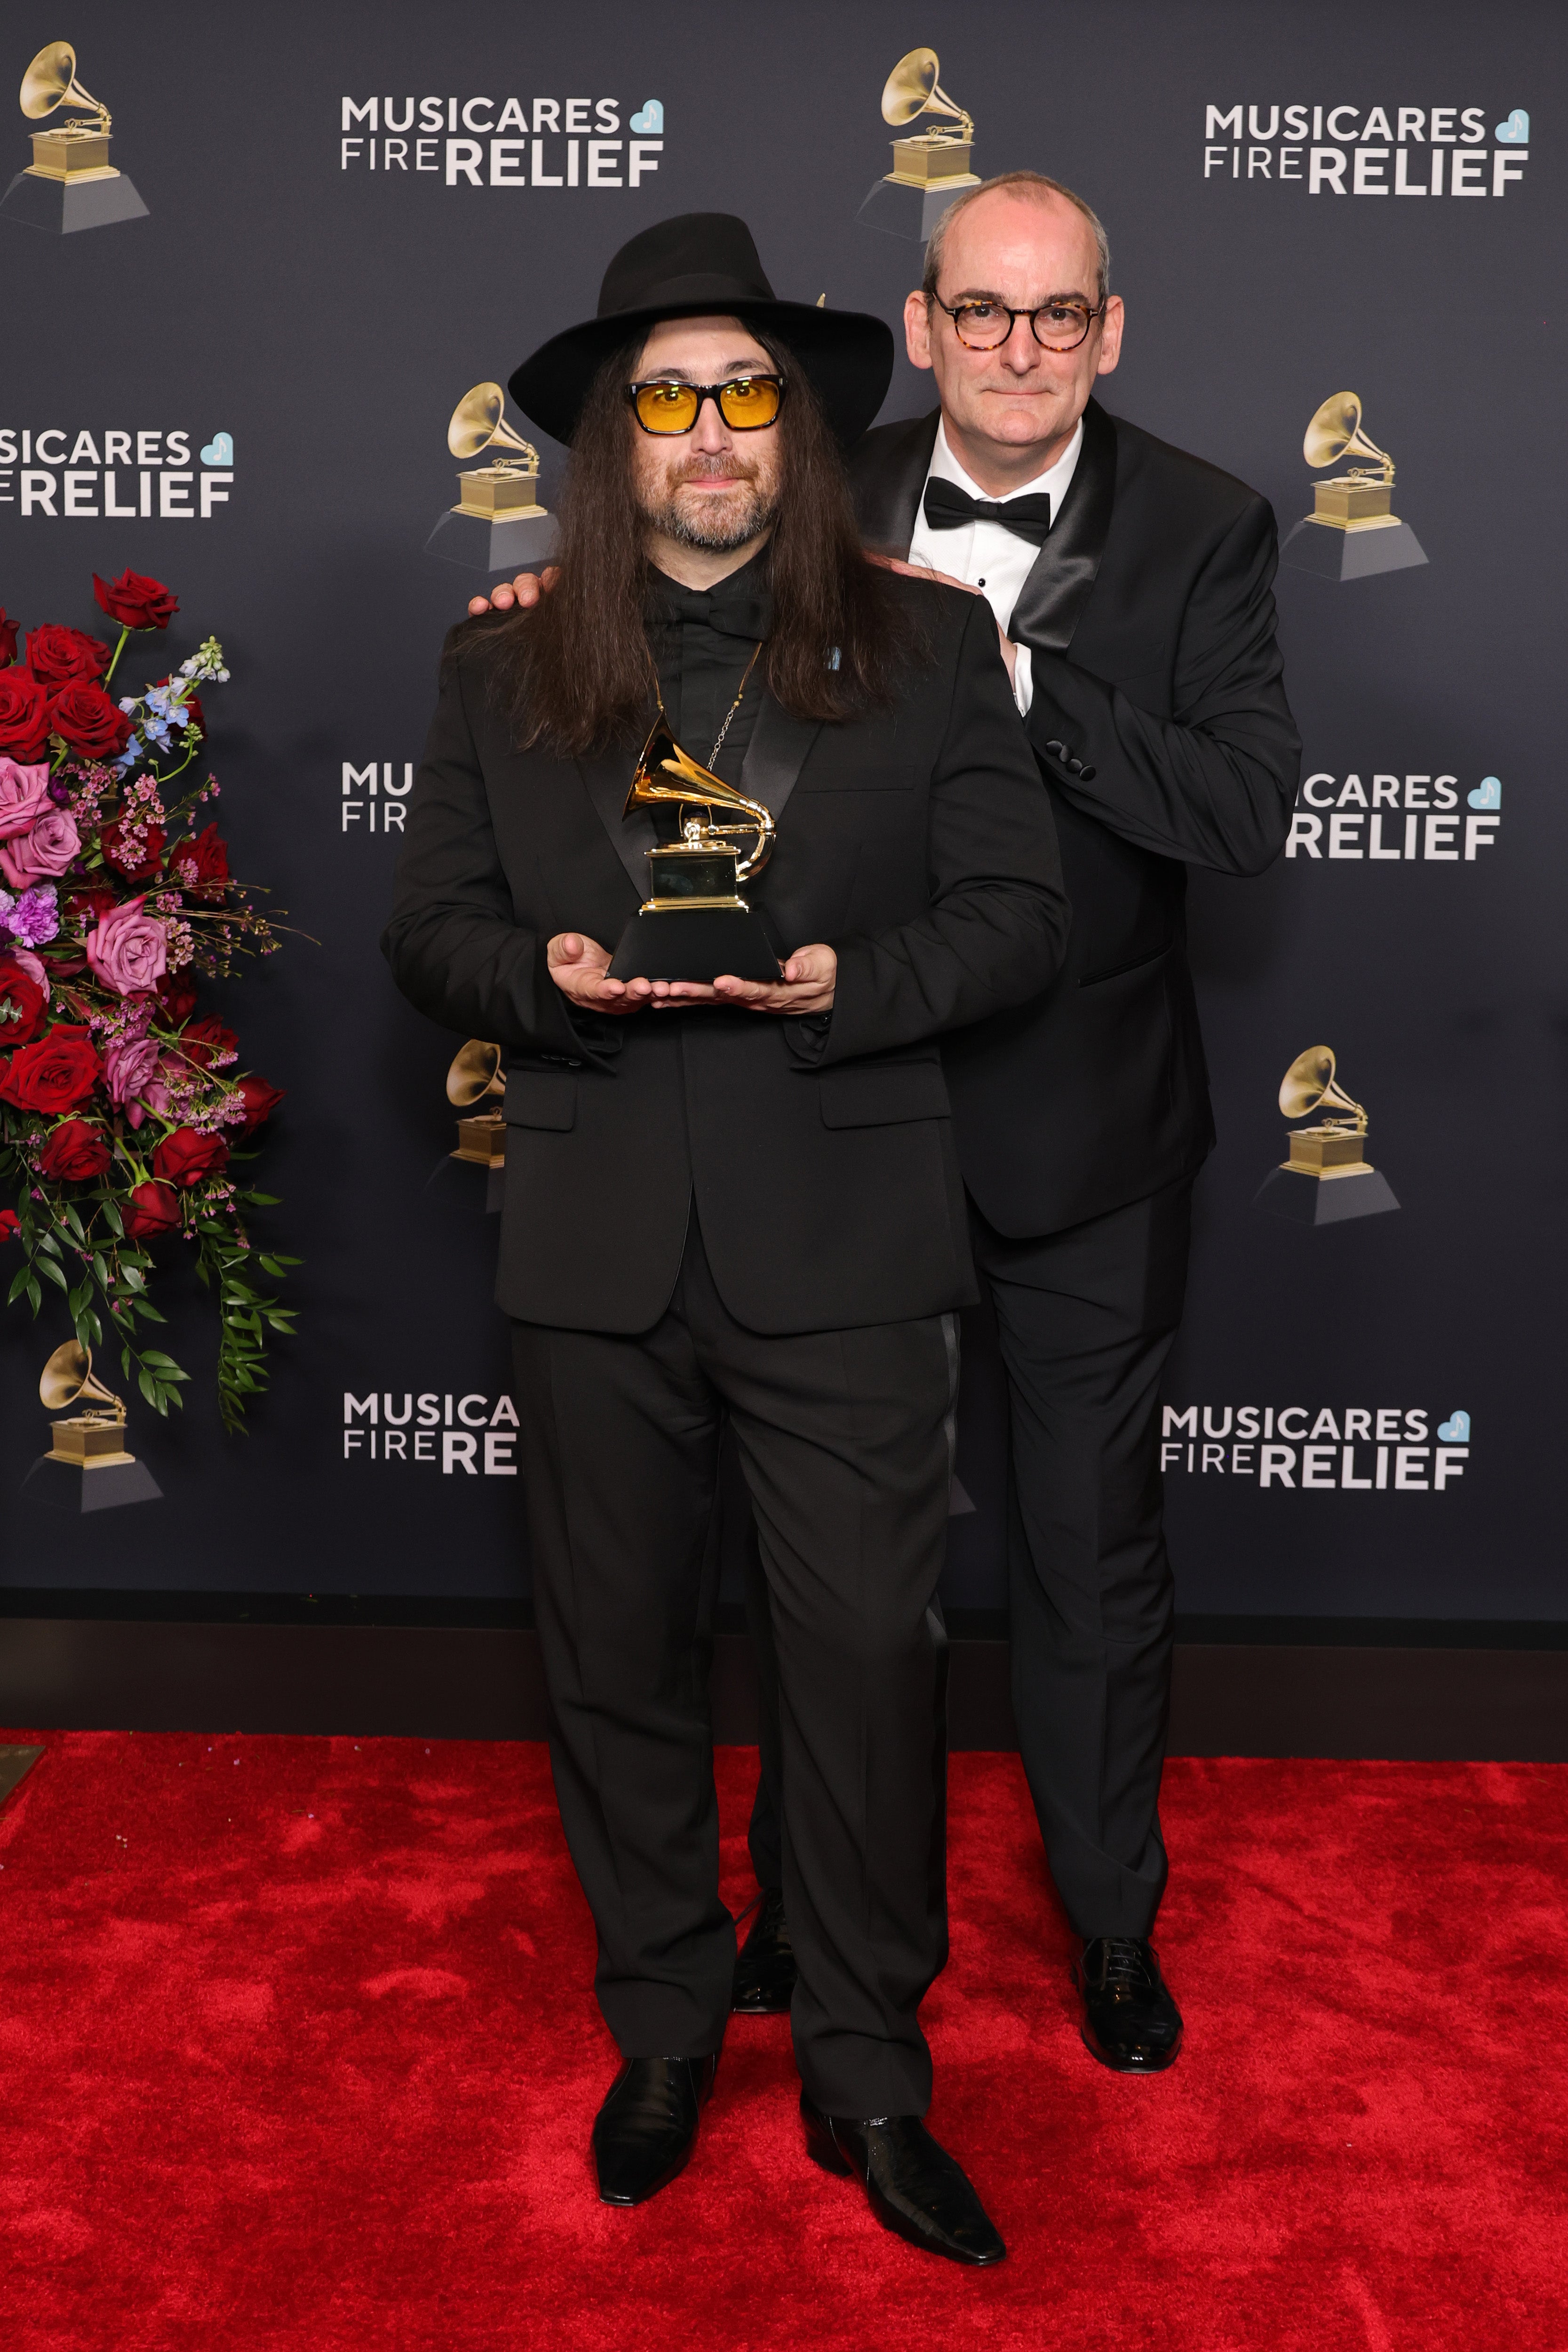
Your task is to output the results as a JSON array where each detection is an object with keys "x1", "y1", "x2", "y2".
[
  {"x1": 852, "y1": 399, "x2": 1300, "y2": 1237},
  {"x1": 382, "y1": 576, "x2": 1068, "y2": 1336}
]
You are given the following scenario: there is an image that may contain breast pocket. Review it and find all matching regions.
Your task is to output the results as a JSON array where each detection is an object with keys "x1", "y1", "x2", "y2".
[{"x1": 504, "y1": 1071, "x2": 577, "y2": 1130}]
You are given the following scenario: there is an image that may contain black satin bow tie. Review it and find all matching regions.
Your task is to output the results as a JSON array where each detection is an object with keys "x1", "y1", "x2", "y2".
[
  {"x1": 922, "y1": 476, "x2": 1053, "y2": 546},
  {"x1": 653, "y1": 574, "x2": 772, "y2": 642}
]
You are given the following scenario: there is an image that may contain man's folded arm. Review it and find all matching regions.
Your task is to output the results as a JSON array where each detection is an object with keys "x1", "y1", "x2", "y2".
[
  {"x1": 1023, "y1": 495, "x2": 1301, "y2": 877},
  {"x1": 812, "y1": 596, "x2": 1071, "y2": 1066},
  {"x1": 379, "y1": 659, "x2": 586, "y2": 1060}
]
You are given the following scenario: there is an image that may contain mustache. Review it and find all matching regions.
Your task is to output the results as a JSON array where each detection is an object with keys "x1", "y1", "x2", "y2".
[{"x1": 667, "y1": 453, "x2": 762, "y2": 486}]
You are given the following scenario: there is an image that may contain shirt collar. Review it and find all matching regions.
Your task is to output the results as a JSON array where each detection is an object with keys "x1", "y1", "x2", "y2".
[
  {"x1": 929, "y1": 415, "x2": 1084, "y2": 514},
  {"x1": 647, "y1": 543, "x2": 773, "y2": 640}
]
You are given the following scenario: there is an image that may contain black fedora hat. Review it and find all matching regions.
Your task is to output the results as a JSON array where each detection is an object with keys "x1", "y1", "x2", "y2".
[{"x1": 508, "y1": 212, "x2": 893, "y2": 448}]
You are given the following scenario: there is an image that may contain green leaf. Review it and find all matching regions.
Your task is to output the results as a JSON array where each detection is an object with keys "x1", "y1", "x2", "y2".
[
  {"x1": 102, "y1": 1199, "x2": 125, "y2": 1238},
  {"x1": 24, "y1": 1275, "x2": 40, "y2": 1315},
  {"x1": 7, "y1": 1263, "x2": 30, "y2": 1306},
  {"x1": 37, "y1": 1254, "x2": 68, "y2": 1291}
]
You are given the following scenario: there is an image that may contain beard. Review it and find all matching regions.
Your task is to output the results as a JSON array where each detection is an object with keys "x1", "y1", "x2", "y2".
[{"x1": 637, "y1": 453, "x2": 781, "y2": 552}]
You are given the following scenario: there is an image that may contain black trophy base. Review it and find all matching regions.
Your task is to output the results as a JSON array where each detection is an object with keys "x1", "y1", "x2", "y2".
[
  {"x1": 608, "y1": 906, "x2": 783, "y2": 985},
  {"x1": 1255, "y1": 1165, "x2": 1401, "y2": 1224},
  {"x1": 1, "y1": 170, "x2": 149, "y2": 233},
  {"x1": 1281, "y1": 517, "x2": 1428, "y2": 582},
  {"x1": 21, "y1": 1453, "x2": 163, "y2": 1510},
  {"x1": 424, "y1": 1153, "x2": 504, "y2": 1214},
  {"x1": 856, "y1": 174, "x2": 979, "y2": 241},
  {"x1": 424, "y1": 508, "x2": 557, "y2": 575}
]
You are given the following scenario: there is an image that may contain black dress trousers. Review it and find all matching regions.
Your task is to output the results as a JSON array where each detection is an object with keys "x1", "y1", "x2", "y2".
[
  {"x1": 747, "y1": 1181, "x2": 1191, "y2": 1939},
  {"x1": 512, "y1": 1213, "x2": 957, "y2": 2121}
]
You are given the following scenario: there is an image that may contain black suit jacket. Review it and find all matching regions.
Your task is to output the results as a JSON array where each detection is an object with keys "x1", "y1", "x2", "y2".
[
  {"x1": 852, "y1": 399, "x2": 1300, "y2": 1237},
  {"x1": 382, "y1": 575, "x2": 1068, "y2": 1336}
]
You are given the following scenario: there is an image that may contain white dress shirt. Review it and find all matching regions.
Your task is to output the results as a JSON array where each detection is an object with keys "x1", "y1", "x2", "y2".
[{"x1": 906, "y1": 417, "x2": 1084, "y2": 716}]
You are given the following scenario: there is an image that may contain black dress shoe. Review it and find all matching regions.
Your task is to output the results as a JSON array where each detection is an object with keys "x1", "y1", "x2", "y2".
[
  {"x1": 591, "y1": 2054, "x2": 718, "y2": 2205},
  {"x1": 801, "y1": 2092, "x2": 1006, "y2": 2266},
  {"x1": 1074, "y1": 1936, "x2": 1183, "y2": 2073},
  {"x1": 731, "y1": 1887, "x2": 796, "y2": 2015}
]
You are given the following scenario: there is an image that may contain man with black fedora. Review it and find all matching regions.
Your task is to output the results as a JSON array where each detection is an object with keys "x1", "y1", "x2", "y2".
[{"x1": 384, "y1": 213, "x2": 1067, "y2": 2261}]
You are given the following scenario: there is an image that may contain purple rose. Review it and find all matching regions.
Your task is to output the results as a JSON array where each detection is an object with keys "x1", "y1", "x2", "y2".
[
  {"x1": 2, "y1": 884, "x2": 60, "y2": 948},
  {"x1": 0, "y1": 806, "x2": 80, "y2": 890},
  {"x1": 0, "y1": 760, "x2": 51, "y2": 842},
  {"x1": 103, "y1": 1028, "x2": 163, "y2": 1128},
  {"x1": 85, "y1": 895, "x2": 167, "y2": 996}
]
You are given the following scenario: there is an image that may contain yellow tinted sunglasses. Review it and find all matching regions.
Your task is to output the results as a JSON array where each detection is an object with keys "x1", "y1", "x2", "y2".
[{"x1": 627, "y1": 375, "x2": 787, "y2": 435}]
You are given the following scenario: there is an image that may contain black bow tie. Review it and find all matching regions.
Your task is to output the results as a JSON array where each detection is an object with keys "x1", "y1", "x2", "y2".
[
  {"x1": 922, "y1": 476, "x2": 1053, "y2": 547},
  {"x1": 651, "y1": 571, "x2": 772, "y2": 642}
]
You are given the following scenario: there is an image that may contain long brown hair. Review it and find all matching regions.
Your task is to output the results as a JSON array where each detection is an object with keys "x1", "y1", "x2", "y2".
[{"x1": 473, "y1": 326, "x2": 917, "y2": 755}]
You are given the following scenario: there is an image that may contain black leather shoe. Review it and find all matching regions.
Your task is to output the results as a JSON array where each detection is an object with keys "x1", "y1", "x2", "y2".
[
  {"x1": 591, "y1": 2054, "x2": 718, "y2": 2205},
  {"x1": 731, "y1": 1887, "x2": 796, "y2": 2015},
  {"x1": 1074, "y1": 1936, "x2": 1183, "y2": 2073},
  {"x1": 801, "y1": 2092, "x2": 1006, "y2": 2266}
]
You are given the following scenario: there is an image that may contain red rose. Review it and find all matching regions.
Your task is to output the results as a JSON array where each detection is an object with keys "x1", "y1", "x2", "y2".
[
  {"x1": 66, "y1": 884, "x2": 119, "y2": 928},
  {"x1": 48, "y1": 682, "x2": 134, "y2": 760},
  {"x1": 155, "y1": 969, "x2": 199, "y2": 1024},
  {"x1": 0, "y1": 611, "x2": 17, "y2": 666},
  {"x1": 26, "y1": 624, "x2": 110, "y2": 691},
  {"x1": 152, "y1": 1126, "x2": 228, "y2": 1188},
  {"x1": 38, "y1": 1117, "x2": 112, "y2": 1182},
  {"x1": 180, "y1": 1013, "x2": 238, "y2": 1070},
  {"x1": 93, "y1": 570, "x2": 179, "y2": 632},
  {"x1": 102, "y1": 818, "x2": 167, "y2": 884},
  {"x1": 171, "y1": 819, "x2": 228, "y2": 895},
  {"x1": 0, "y1": 670, "x2": 51, "y2": 761},
  {"x1": 121, "y1": 1178, "x2": 180, "y2": 1239},
  {"x1": 0, "y1": 1023, "x2": 101, "y2": 1113},
  {"x1": 0, "y1": 957, "x2": 48, "y2": 1047},
  {"x1": 0, "y1": 1207, "x2": 18, "y2": 1240},
  {"x1": 235, "y1": 1072, "x2": 285, "y2": 1134}
]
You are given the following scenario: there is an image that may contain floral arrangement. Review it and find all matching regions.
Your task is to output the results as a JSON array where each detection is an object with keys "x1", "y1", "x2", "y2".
[{"x1": 0, "y1": 569, "x2": 295, "y2": 1432}]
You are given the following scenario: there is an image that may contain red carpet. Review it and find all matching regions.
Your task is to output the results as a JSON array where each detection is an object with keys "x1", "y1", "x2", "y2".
[{"x1": 0, "y1": 1733, "x2": 1563, "y2": 2352}]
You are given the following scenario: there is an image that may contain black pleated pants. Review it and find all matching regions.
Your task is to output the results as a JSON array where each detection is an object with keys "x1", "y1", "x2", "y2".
[
  {"x1": 512, "y1": 1214, "x2": 957, "y2": 2119},
  {"x1": 748, "y1": 1178, "x2": 1192, "y2": 1941}
]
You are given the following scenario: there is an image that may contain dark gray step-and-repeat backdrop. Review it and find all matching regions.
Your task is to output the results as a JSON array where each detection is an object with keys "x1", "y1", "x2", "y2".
[{"x1": 1, "y1": 1, "x2": 1561, "y2": 1622}]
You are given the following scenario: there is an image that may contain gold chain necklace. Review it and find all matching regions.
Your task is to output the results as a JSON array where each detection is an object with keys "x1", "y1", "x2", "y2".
[{"x1": 706, "y1": 642, "x2": 763, "y2": 768}]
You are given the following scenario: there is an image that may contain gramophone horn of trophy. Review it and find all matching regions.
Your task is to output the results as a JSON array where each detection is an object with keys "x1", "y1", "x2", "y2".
[
  {"x1": 1254, "y1": 1045, "x2": 1400, "y2": 1226},
  {"x1": 857, "y1": 46, "x2": 979, "y2": 240},
  {"x1": 447, "y1": 1038, "x2": 507, "y2": 1168},
  {"x1": 23, "y1": 1339, "x2": 163, "y2": 1512},
  {"x1": 605, "y1": 715, "x2": 784, "y2": 985},
  {"x1": 2, "y1": 40, "x2": 149, "y2": 233},
  {"x1": 1281, "y1": 390, "x2": 1427, "y2": 581},
  {"x1": 424, "y1": 381, "x2": 557, "y2": 575}
]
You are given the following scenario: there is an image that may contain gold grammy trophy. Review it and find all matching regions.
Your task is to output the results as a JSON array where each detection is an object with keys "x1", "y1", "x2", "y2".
[
  {"x1": 424, "y1": 381, "x2": 557, "y2": 575},
  {"x1": 1, "y1": 40, "x2": 149, "y2": 233},
  {"x1": 1256, "y1": 1046, "x2": 1400, "y2": 1225},
  {"x1": 447, "y1": 1039, "x2": 506, "y2": 1168},
  {"x1": 24, "y1": 1341, "x2": 162, "y2": 1510},
  {"x1": 606, "y1": 715, "x2": 784, "y2": 984},
  {"x1": 858, "y1": 47, "x2": 980, "y2": 239},
  {"x1": 1281, "y1": 393, "x2": 1427, "y2": 582}
]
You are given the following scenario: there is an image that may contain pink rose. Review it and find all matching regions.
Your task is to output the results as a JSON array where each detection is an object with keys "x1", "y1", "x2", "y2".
[
  {"x1": 0, "y1": 806, "x2": 81, "y2": 890},
  {"x1": 8, "y1": 946, "x2": 49, "y2": 1000},
  {"x1": 0, "y1": 760, "x2": 51, "y2": 842},
  {"x1": 85, "y1": 895, "x2": 167, "y2": 996},
  {"x1": 103, "y1": 1029, "x2": 163, "y2": 1128}
]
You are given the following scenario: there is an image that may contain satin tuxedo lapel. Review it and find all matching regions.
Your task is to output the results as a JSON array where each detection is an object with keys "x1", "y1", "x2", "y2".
[
  {"x1": 1007, "y1": 397, "x2": 1117, "y2": 654},
  {"x1": 576, "y1": 743, "x2": 657, "y2": 901},
  {"x1": 851, "y1": 411, "x2": 939, "y2": 556},
  {"x1": 741, "y1": 691, "x2": 821, "y2": 825}
]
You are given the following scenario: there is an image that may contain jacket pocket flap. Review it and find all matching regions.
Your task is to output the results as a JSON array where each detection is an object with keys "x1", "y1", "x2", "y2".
[
  {"x1": 505, "y1": 1071, "x2": 577, "y2": 1130},
  {"x1": 819, "y1": 1062, "x2": 951, "y2": 1128}
]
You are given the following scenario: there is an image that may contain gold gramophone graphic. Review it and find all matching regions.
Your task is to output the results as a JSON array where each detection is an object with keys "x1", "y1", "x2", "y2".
[
  {"x1": 1256, "y1": 1046, "x2": 1400, "y2": 1225},
  {"x1": 447, "y1": 1038, "x2": 506, "y2": 1168},
  {"x1": 449, "y1": 383, "x2": 544, "y2": 521},
  {"x1": 606, "y1": 715, "x2": 783, "y2": 984},
  {"x1": 1282, "y1": 391, "x2": 1427, "y2": 581},
  {"x1": 425, "y1": 381, "x2": 557, "y2": 573},
  {"x1": 858, "y1": 47, "x2": 979, "y2": 239},
  {"x1": 881, "y1": 48, "x2": 977, "y2": 186},
  {"x1": 2, "y1": 40, "x2": 148, "y2": 232},
  {"x1": 24, "y1": 1339, "x2": 162, "y2": 1508}
]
